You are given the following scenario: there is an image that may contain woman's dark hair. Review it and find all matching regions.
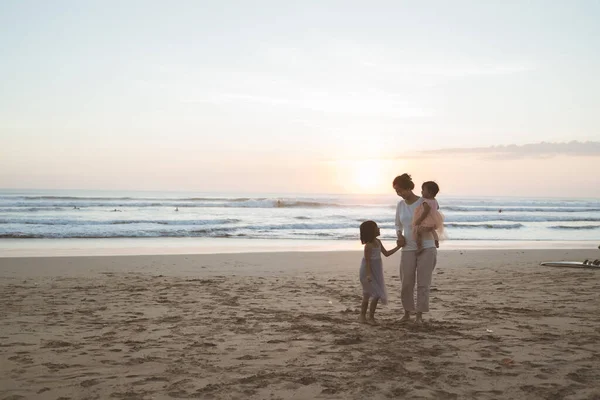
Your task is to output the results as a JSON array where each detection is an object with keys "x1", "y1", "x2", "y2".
[
  {"x1": 392, "y1": 173, "x2": 414, "y2": 190},
  {"x1": 422, "y1": 181, "x2": 440, "y2": 196},
  {"x1": 360, "y1": 220, "x2": 378, "y2": 244}
]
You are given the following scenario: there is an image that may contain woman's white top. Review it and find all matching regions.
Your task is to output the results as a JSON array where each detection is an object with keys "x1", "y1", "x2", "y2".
[{"x1": 395, "y1": 197, "x2": 436, "y2": 252}]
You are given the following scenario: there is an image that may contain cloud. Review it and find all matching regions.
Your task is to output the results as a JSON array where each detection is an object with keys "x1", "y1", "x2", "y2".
[{"x1": 404, "y1": 141, "x2": 600, "y2": 160}]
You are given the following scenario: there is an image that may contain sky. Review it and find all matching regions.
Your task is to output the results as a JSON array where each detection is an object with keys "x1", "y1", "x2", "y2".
[{"x1": 1, "y1": 1, "x2": 599, "y2": 196}]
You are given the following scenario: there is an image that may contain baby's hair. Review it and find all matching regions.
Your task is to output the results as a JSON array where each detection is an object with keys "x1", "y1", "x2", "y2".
[
  {"x1": 360, "y1": 220, "x2": 378, "y2": 244},
  {"x1": 392, "y1": 173, "x2": 414, "y2": 190},
  {"x1": 422, "y1": 181, "x2": 440, "y2": 197}
]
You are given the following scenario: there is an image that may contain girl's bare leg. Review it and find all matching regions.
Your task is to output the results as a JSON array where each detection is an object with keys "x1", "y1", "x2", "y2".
[
  {"x1": 359, "y1": 294, "x2": 369, "y2": 323},
  {"x1": 368, "y1": 298, "x2": 379, "y2": 324}
]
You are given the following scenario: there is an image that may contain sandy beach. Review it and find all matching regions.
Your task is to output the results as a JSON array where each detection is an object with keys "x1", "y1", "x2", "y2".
[{"x1": 1, "y1": 249, "x2": 600, "y2": 400}]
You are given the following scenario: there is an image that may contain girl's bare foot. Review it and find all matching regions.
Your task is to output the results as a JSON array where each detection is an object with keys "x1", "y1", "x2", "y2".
[
  {"x1": 399, "y1": 312, "x2": 411, "y2": 323},
  {"x1": 359, "y1": 315, "x2": 368, "y2": 324},
  {"x1": 367, "y1": 317, "x2": 378, "y2": 325}
]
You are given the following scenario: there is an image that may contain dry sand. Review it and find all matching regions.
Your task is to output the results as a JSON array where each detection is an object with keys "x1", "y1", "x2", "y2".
[{"x1": 1, "y1": 249, "x2": 600, "y2": 400}]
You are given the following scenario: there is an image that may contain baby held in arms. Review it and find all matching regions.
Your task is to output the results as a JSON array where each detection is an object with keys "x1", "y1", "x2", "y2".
[{"x1": 412, "y1": 181, "x2": 445, "y2": 253}]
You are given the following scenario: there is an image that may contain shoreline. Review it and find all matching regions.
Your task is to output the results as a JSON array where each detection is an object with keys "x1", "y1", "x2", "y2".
[
  {"x1": 1, "y1": 237, "x2": 598, "y2": 258},
  {"x1": 1, "y1": 249, "x2": 598, "y2": 277}
]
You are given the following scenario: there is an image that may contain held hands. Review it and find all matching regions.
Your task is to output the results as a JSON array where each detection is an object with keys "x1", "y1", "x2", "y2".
[
  {"x1": 396, "y1": 237, "x2": 406, "y2": 248},
  {"x1": 366, "y1": 273, "x2": 372, "y2": 282}
]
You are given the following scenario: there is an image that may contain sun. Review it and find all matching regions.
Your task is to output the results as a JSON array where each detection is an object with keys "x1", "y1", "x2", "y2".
[
  {"x1": 331, "y1": 158, "x2": 396, "y2": 194},
  {"x1": 354, "y1": 165, "x2": 376, "y2": 192},
  {"x1": 351, "y1": 159, "x2": 385, "y2": 193}
]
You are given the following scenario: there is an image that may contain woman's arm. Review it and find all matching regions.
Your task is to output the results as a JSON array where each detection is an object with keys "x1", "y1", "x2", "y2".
[
  {"x1": 395, "y1": 203, "x2": 405, "y2": 247},
  {"x1": 413, "y1": 202, "x2": 431, "y2": 226},
  {"x1": 378, "y1": 239, "x2": 400, "y2": 257}
]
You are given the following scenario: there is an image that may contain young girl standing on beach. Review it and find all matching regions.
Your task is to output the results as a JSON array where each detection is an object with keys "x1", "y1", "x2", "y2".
[
  {"x1": 359, "y1": 221, "x2": 401, "y2": 324},
  {"x1": 412, "y1": 181, "x2": 445, "y2": 253}
]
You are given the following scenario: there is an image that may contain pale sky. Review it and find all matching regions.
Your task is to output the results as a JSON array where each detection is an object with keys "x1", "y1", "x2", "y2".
[{"x1": 1, "y1": 1, "x2": 599, "y2": 196}]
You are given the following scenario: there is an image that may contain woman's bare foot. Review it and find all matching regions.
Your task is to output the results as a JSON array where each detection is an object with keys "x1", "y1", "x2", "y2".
[
  {"x1": 359, "y1": 315, "x2": 368, "y2": 324},
  {"x1": 367, "y1": 317, "x2": 379, "y2": 325},
  {"x1": 399, "y1": 312, "x2": 411, "y2": 323},
  {"x1": 415, "y1": 312, "x2": 424, "y2": 324}
]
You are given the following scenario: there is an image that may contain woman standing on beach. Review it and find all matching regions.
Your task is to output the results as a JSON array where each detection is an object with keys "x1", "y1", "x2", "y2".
[{"x1": 393, "y1": 174, "x2": 438, "y2": 324}]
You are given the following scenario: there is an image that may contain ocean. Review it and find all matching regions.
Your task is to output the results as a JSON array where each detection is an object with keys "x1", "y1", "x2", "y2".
[{"x1": 0, "y1": 189, "x2": 599, "y2": 245}]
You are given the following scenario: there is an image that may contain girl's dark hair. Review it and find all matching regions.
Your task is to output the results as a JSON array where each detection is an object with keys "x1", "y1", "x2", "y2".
[
  {"x1": 392, "y1": 173, "x2": 414, "y2": 190},
  {"x1": 422, "y1": 181, "x2": 440, "y2": 196},
  {"x1": 360, "y1": 220, "x2": 378, "y2": 244}
]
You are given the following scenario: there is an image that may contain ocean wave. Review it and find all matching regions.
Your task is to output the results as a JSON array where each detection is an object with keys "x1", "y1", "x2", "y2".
[
  {"x1": 3, "y1": 195, "x2": 599, "y2": 212},
  {"x1": 548, "y1": 225, "x2": 600, "y2": 230},
  {"x1": 444, "y1": 223, "x2": 524, "y2": 229},
  {"x1": 2, "y1": 202, "x2": 597, "y2": 213},
  {"x1": 443, "y1": 199, "x2": 600, "y2": 208},
  {"x1": 0, "y1": 228, "x2": 360, "y2": 240},
  {"x1": 0, "y1": 233, "x2": 44, "y2": 238},
  {"x1": 0, "y1": 218, "x2": 241, "y2": 226},
  {"x1": 0, "y1": 207, "x2": 66, "y2": 212},
  {"x1": 19, "y1": 196, "x2": 137, "y2": 200},
  {"x1": 443, "y1": 206, "x2": 600, "y2": 213},
  {"x1": 12, "y1": 196, "x2": 256, "y2": 201},
  {"x1": 0, "y1": 199, "x2": 343, "y2": 209},
  {"x1": 254, "y1": 222, "x2": 353, "y2": 230},
  {"x1": 445, "y1": 215, "x2": 600, "y2": 223},
  {"x1": 4, "y1": 215, "x2": 600, "y2": 231},
  {"x1": 0, "y1": 230, "x2": 247, "y2": 239}
]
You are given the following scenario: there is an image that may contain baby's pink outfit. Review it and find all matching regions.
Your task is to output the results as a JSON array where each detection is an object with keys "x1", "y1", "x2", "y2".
[{"x1": 412, "y1": 198, "x2": 445, "y2": 239}]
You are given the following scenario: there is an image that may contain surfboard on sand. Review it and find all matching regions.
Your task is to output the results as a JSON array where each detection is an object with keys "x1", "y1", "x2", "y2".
[{"x1": 540, "y1": 261, "x2": 600, "y2": 269}]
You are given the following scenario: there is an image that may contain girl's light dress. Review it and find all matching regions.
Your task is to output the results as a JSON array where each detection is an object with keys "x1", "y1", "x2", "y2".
[
  {"x1": 359, "y1": 245, "x2": 388, "y2": 304},
  {"x1": 412, "y1": 198, "x2": 445, "y2": 239}
]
